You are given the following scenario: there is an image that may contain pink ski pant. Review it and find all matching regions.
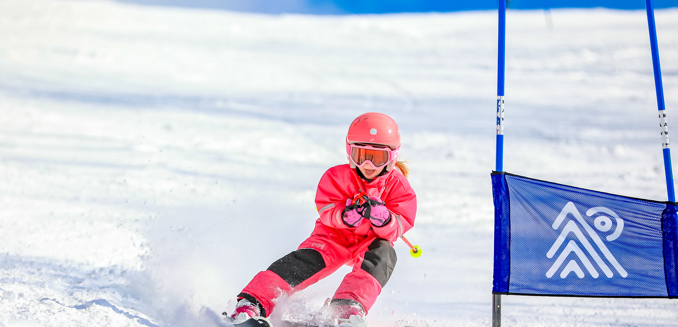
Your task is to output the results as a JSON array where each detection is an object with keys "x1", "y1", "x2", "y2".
[{"x1": 238, "y1": 236, "x2": 397, "y2": 317}]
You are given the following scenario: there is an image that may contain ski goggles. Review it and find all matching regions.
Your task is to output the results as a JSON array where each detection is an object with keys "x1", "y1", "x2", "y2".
[{"x1": 348, "y1": 143, "x2": 398, "y2": 168}]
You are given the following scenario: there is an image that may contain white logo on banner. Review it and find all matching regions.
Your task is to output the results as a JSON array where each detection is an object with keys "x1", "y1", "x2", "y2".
[{"x1": 546, "y1": 202, "x2": 628, "y2": 279}]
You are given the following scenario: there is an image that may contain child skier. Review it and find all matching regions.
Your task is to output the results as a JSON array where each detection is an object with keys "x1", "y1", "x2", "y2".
[{"x1": 228, "y1": 112, "x2": 417, "y2": 327}]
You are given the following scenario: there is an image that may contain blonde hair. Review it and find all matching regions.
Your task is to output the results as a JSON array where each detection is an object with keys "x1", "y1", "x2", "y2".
[{"x1": 395, "y1": 160, "x2": 410, "y2": 179}]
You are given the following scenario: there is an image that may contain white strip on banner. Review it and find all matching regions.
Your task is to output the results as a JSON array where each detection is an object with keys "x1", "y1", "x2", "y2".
[{"x1": 659, "y1": 110, "x2": 670, "y2": 149}]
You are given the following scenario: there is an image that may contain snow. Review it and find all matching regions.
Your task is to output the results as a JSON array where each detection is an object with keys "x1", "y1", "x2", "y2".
[{"x1": 1, "y1": 0, "x2": 678, "y2": 326}]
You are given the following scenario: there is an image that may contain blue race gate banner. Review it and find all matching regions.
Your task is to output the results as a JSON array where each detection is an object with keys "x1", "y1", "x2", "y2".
[{"x1": 492, "y1": 172, "x2": 678, "y2": 298}]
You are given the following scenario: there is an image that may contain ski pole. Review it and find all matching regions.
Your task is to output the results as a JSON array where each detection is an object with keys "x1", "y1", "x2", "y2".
[{"x1": 401, "y1": 235, "x2": 422, "y2": 258}]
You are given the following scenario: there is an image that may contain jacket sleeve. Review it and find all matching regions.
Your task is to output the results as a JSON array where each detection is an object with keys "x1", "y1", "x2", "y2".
[
  {"x1": 372, "y1": 173, "x2": 417, "y2": 242},
  {"x1": 315, "y1": 167, "x2": 354, "y2": 229}
]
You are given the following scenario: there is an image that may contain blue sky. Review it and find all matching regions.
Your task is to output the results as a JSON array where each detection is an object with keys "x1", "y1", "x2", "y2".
[{"x1": 116, "y1": 0, "x2": 678, "y2": 14}]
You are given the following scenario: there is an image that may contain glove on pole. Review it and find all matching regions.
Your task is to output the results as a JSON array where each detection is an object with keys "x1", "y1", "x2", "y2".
[
  {"x1": 360, "y1": 196, "x2": 391, "y2": 227},
  {"x1": 342, "y1": 198, "x2": 365, "y2": 227}
]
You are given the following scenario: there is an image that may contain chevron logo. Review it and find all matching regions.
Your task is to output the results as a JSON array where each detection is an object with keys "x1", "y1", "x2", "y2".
[{"x1": 545, "y1": 202, "x2": 628, "y2": 279}]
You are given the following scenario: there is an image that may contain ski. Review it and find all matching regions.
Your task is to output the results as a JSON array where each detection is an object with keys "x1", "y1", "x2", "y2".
[
  {"x1": 233, "y1": 317, "x2": 273, "y2": 327},
  {"x1": 281, "y1": 322, "x2": 329, "y2": 327},
  {"x1": 281, "y1": 319, "x2": 367, "y2": 327}
]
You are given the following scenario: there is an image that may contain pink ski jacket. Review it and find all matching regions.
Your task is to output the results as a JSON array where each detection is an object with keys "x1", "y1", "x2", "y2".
[{"x1": 313, "y1": 164, "x2": 416, "y2": 249}]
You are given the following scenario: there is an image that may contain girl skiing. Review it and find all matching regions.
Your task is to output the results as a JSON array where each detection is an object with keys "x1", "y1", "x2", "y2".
[{"x1": 228, "y1": 112, "x2": 417, "y2": 327}]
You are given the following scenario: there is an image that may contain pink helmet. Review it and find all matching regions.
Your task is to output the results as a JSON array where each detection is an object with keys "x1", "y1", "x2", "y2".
[{"x1": 346, "y1": 112, "x2": 400, "y2": 170}]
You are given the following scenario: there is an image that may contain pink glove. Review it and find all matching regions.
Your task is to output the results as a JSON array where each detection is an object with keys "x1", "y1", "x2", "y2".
[
  {"x1": 362, "y1": 196, "x2": 391, "y2": 227},
  {"x1": 342, "y1": 198, "x2": 365, "y2": 227}
]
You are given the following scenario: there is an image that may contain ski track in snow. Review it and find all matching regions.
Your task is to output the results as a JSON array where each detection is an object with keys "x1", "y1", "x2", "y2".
[{"x1": 1, "y1": 0, "x2": 678, "y2": 326}]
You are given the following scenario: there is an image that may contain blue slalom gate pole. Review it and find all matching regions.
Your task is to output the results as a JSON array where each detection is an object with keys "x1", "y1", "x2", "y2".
[
  {"x1": 493, "y1": 1, "x2": 506, "y2": 326},
  {"x1": 496, "y1": 0, "x2": 506, "y2": 174},
  {"x1": 645, "y1": 0, "x2": 676, "y2": 203}
]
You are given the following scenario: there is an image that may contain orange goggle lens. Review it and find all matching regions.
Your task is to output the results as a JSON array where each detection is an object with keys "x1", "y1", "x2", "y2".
[{"x1": 351, "y1": 147, "x2": 390, "y2": 167}]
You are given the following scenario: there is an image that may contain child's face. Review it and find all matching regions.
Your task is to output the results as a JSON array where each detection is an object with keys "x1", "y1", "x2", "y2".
[{"x1": 358, "y1": 161, "x2": 385, "y2": 180}]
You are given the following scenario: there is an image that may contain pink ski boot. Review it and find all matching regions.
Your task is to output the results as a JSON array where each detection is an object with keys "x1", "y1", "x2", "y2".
[
  {"x1": 226, "y1": 298, "x2": 272, "y2": 326},
  {"x1": 331, "y1": 299, "x2": 369, "y2": 327}
]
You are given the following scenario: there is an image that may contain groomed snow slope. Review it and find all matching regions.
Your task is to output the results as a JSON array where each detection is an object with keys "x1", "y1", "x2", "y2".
[{"x1": 0, "y1": 0, "x2": 677, "y2": 326}]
